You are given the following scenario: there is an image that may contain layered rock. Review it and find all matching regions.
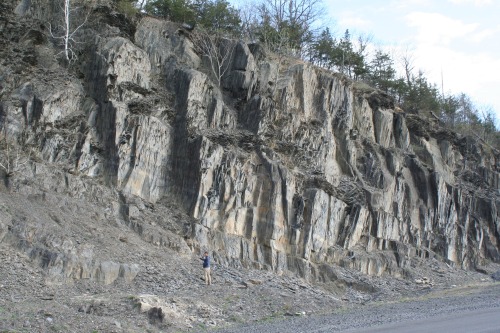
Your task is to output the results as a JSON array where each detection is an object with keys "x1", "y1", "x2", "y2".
[{"x1": 1, "y1": 1, "x2": 499, "y2": 283}]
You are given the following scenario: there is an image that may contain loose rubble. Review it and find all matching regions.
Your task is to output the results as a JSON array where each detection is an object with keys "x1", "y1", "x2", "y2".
[{"x1": 1, "y1": 178, "x2": 499, "y2": 332}]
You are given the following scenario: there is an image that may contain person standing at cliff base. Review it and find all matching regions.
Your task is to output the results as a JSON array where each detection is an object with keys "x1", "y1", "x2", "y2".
[{"x1": 200, "y1": 251, "x2": 211, "y2": 285}]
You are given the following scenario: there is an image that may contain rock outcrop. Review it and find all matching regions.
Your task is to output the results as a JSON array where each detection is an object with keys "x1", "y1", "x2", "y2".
[{"x1": 1, "y1": 0, "x2": 499, "y2": 284}]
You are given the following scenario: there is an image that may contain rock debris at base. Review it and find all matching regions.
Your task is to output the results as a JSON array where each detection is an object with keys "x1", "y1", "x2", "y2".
[
  {"x1": 1, "y1": 188, "x2": 499, "y2": 332},
  {"x1": 212, "y1": 283, "x2": 500, "y2": 333}
]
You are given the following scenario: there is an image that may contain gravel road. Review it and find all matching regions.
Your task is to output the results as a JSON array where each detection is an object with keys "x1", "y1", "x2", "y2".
[{"x1": 212, "y1": 283, "x2": 500, "y2": 333}]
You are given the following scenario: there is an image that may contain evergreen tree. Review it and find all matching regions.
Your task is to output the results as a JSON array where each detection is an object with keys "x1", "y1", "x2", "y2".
[
  {"x1": 193, "y1": 0, "x2": 241, "y2": 34},
  {"x1": 311, "y1": 28, "x2": 335, "y2": 68},
  {"x1": 144, "y1": 0, "x2": 240, "y2": 34},
  {"x1": 368, "y1": 49, "x2": 396, "y2": 92},
  {"x1": 403, "y1": 71, "x2": 440, "y2": 114},
  {"x1": 441, "y1": 94, "x2": 461, "y2": 127},
  {"x1": 332, "y1": 29, "x2": 353, "y2": 75},
  {"x1": 144, "y1": 0, "x2": 195, "y2": 23}
]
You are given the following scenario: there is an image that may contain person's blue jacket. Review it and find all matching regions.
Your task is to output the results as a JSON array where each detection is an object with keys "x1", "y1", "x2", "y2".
[{"x1": 202, "y1": 256, "x2": 210, "y2": 268}]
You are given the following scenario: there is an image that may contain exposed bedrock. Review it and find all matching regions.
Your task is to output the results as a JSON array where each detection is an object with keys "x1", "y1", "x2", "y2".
[{"x1": 2, "y1": 5, "x2": 499, "y2": 282}]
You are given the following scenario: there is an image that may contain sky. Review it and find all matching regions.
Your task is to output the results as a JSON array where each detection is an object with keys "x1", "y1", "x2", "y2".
[
  {"x1": 325, "y1": 0, "x2": 500, "y2": 118},
  {"x1": 231, "y1": 0, "x2": 500, "y2": 119}
]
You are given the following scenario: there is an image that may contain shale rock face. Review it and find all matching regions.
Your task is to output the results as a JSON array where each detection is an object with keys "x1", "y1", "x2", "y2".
[{"x1": 1, "y1": 0, "x2": 499, "y2": 283}]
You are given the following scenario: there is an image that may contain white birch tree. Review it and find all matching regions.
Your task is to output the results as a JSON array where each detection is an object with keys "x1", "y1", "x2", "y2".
[
  {"x1": 50, "y1": 0, "x2": 89, "y2": 63},
  {"x1": 191, "y1": 28, "x2": 236, "y2": 87}
]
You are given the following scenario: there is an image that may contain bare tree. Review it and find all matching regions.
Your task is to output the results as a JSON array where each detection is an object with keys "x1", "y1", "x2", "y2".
[
  {"x1": 0, "y1": 106, "x2": 9, "y2": 176},
  {"x1": 0, "y1": 107, "x2": 30, "y2": 178},
  {"x1": 0, "y1": 144, "x2": 31, "y2": 178},
  {"x1": 191, "y1": 27, "x2": 236, "y2": 87},
  {"x1": 400, "y1": 45, "x2": 416, "y2": 87},
  {"x1": 355, "y1": 33, "x2": 372, "y2": 59},
  {"x1": 239, "y1": 3, "x2": 260, "y2": 43},
  {"x1": 257, "y1": 0, "x2": 324, "y2": 55},
  {"x1": 49, "y1": 0, "x2": 89, "y2": 63},
  {"x1": 261, "y1": 0, "x2": 323, "y2": 30}
]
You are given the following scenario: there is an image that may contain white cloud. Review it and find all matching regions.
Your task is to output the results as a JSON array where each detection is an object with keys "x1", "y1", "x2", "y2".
[
  {"x1": 317, "y1": 0, "x2": 500, "y2": 116},
  {"x1": 404, "y1": 12, "x2": 479, "y2": 45},
  {"x1": 338, "y1": 16, "x2": 371, "y2": 30},
  {"x1": 447, "y1": 0, "x2": 493, "y2": 5},
  {"x1": 468, "y1": 28, "x2": 496, "y2": 42},
  {"x1": 391, "y1": 0, "x2": 433, "y2": 9},
  {"x1": 398, "y1": 26, "x2": 500, "y2": 116}
]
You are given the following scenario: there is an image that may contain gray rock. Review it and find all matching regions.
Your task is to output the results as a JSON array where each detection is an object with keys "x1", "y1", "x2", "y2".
[
  {"x1": 1, "y1": 1, "x2": 498, "y2": 287},
  {"x1": 492, "y1": 270, "x2": 500, "y2": 281},
  {"x1": 14, "y1": 0, "x2": 31, "y2": 16}
]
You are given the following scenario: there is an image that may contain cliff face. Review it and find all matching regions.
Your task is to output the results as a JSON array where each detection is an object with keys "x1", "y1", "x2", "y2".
[{"x1": 2, "y1": 0, "x2": 500, "y2": 282}]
